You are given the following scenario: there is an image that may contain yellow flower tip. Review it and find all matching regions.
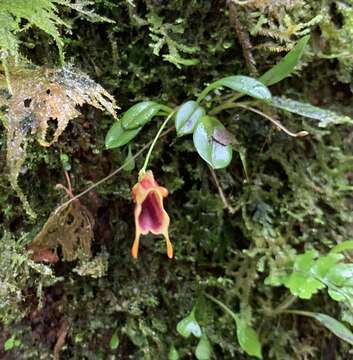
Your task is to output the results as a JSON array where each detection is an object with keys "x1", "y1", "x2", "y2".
[
  {"x1": 131, "y1": 238, "x2": 139, "y2": 259},
  {"x1": 166, "y1": 239, "x2": 173, "y2": 259}
]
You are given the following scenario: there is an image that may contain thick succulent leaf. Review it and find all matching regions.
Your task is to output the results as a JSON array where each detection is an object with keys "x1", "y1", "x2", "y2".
[
  {"x1": 109, "y1": 331, "x2": 120, "y2": 350},
  {"x1": 205, "y1": 295, "x2": 262, "y2": 359},
  {"x1": 175, "y1": 101, "x2": 205, "y2": 136},
  {"x1": 193, "y1": 116, "x2": 233, "y2": 169},
  {"x1": 168, "y1": 345, "x2": 180, "y2": 360},
  {"x1": 199, "y1": 75, "x2": 271, "y2": 102},
  {"x1": 260, "y1": 35, "x2": 310, "y2": 86},
  {"x1": 270, "y1": 96, "x2": 353, "y2": 127},
  {"x1": 121, "y1": 101, "x2": 162, "y2": 129},
  {"x1": 176, "y1": 308, "x2": 202, "y2": 338},
  {"x1": 195, "y1": 334, "x2": 212, "y2": 360},
  {"x1": 313, "y1": 313, "x2": 353, "y2": 346},
  {"x1": 105, "y1": 121, "x2": 141, "y2": 149},
  {"x1": 235, "y1": 316, "x2": 262, "y2": 359},
  {"x1": 122, "y1": 144, "x2": 135, "y2": 171}
]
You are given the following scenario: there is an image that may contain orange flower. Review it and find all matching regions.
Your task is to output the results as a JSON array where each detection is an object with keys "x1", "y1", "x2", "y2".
[{"x1": 131, "y1": 170, "x2": 173, "y2": 259}]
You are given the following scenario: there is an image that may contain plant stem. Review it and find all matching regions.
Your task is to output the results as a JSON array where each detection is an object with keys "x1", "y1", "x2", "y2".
[
  {"x1": 140, "y1": 110, "x2": 175, "y2": 174},
  {"x1": 159, "y1": 104, "x2": 174, "y2": 113},
  {"x1": 205, "y1": 293, "x2": 237, "y2": 322},
  {"x1": 209, "y1": 101, "x2": 239, "y2": 115},
  {"x1": 234, "y1": 104, "x2": 309, "y2": 138},
  {"x1": 282, "y1": 309, "x2": 315, "y2": 318},
  {"x1": 54, "y1": 126, "x2": 175, "y2": 215},
  {"x1": 209, "y1": 166, "x2": 236, "y2": 214},
  {"x1": 272, "y1": 295, "x2": 297, "y2": 315},
  {"x1": 196, "y1": 84, "x2": 214, "y2": 104},
  {"x1": 209, "y1": 100, "x2": 253, "y2": 116}
]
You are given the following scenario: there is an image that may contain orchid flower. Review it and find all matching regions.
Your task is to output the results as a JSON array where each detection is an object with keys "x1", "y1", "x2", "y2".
[{"x1": 131, "y1": 170, "x2": 173, "y2": 259}]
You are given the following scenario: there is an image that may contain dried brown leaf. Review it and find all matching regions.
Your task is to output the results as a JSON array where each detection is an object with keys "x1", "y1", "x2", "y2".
[
  {"x1": 0, "y1": 64, "x2": 118, "y2": 217},
  {"x1": 30, "y1": 198, "x2": 94, "y2": 262}
]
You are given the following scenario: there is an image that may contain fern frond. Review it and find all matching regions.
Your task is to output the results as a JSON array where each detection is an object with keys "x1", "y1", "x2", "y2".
[
  {"x1": 254, "y1": 42, "x2": 291, "y2": 53},
  {"x1": 0, "y1": 0, "x2": 69, "y2": 62},
  {"x1": 0, "y1": 0, "x2": 112, "y2": 63},
  {"x1": 147, "y1": 13, "x2": 199, "y2": 68},
  {"x1": 0, "y1": 12, "x2": 20, "y2": 57}
]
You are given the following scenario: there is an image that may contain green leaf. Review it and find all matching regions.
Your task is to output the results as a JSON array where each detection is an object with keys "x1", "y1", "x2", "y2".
[
  {"x1": 175, "y1": 101, "x2": 205, "y2": 136},
  {"x1": 4, "y1": 335, "x2": 19, "y2": 351},
  {"x1": 270, "y1": 96, "x2": 353, "y2": 127},
  {"x1": 193, "y1": 116, "x2": 233, "y2": 169},
  {"x1": 199, "y1": 75, "x2": 271, "y2": 102},
  {"x1": 168, "y1": 344, "x2": 180, "y2": 360},
  {"x1": 313, "y1": 313, "x2": 353, "y2": 346},
  {"x1": 283, "y1": 252, "x2": 324, "y2": 299},
  {"x1": 312, "y1": 253, "x2": 344, "y2": 278},
  {"x1": 195, "y1": 334, "x2": 212, "y2": 360},
  {"x1": 204, "y1": 295, "x2": 262, "y2": 359},
  {"x1": 176, "y1": 308, "x2": 202, "y2": 338},
  {"x1": 121, "y1": 101, "x2": 162, "y2": 129},
  {"x1": 260, "y1": 35, "x2": 310, "y2": 86},
  {"x1": 109, "y1": 331, "x2": 120, "y2": 350},
  {"x1": 235, "y1": 317, "x2": 262, "y2": 359},
  {"x1": 294, "y1": 250, "x2": 316, "y2": 272},
  {"x1": 328, "y1": 288, "x2": 345, "y2": 302},
  {"x1": 331, "y1": 241, "x2": 353, "y2": 254},
  {"x1": 326, "y1": 263, "x2": 353, "y2": 287},
  {"x1": 266, "y1": 249, "x2": 353, "y2": 303},
  {"x1": 284, "y1": 272, "x2": 324, "y2": 299},
  {"x1": 105, "y1": 121, "x2": 141, "y2": 149}
]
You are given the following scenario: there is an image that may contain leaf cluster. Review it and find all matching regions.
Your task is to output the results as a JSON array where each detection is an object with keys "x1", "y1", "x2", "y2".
[
  {"x1": 266, "y1": 247, "x2": 353, "y2": 304},
  {"x1": 105, "y1": 35, "x2": 352, "y2": 171}
]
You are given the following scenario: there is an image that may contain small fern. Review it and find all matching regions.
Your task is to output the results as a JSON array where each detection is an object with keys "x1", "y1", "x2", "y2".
[
  {"x1": 0, "y1": 0, "x2": 111, "y2": 63},
  {"x1": 0, "y1": 0, "x2": 69, "y2": 61},
  {"x1": 232, "y1": 0, "x2": 321, "y2": 55},
  {"x1": 147, "y1": 13, "x2": 199, "y2": 68}
]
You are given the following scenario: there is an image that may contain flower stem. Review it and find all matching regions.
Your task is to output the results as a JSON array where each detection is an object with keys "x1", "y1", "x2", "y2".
[
  {"x1": 140, "y1": 110, "x2": 176, "y2": 174},
  {"x1": 55, "y1": 126, "x2": 175, "y2": 215}
]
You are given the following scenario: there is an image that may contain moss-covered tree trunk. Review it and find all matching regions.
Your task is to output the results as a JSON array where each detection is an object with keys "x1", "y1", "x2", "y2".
[{"x1": 0, "y1": 1, "x2": 353, "y2": 359}]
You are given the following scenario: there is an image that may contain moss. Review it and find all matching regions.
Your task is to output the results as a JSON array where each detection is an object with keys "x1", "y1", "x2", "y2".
[{"x1": 0, "y1": 1, "x2": 352, "y2": 359}]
